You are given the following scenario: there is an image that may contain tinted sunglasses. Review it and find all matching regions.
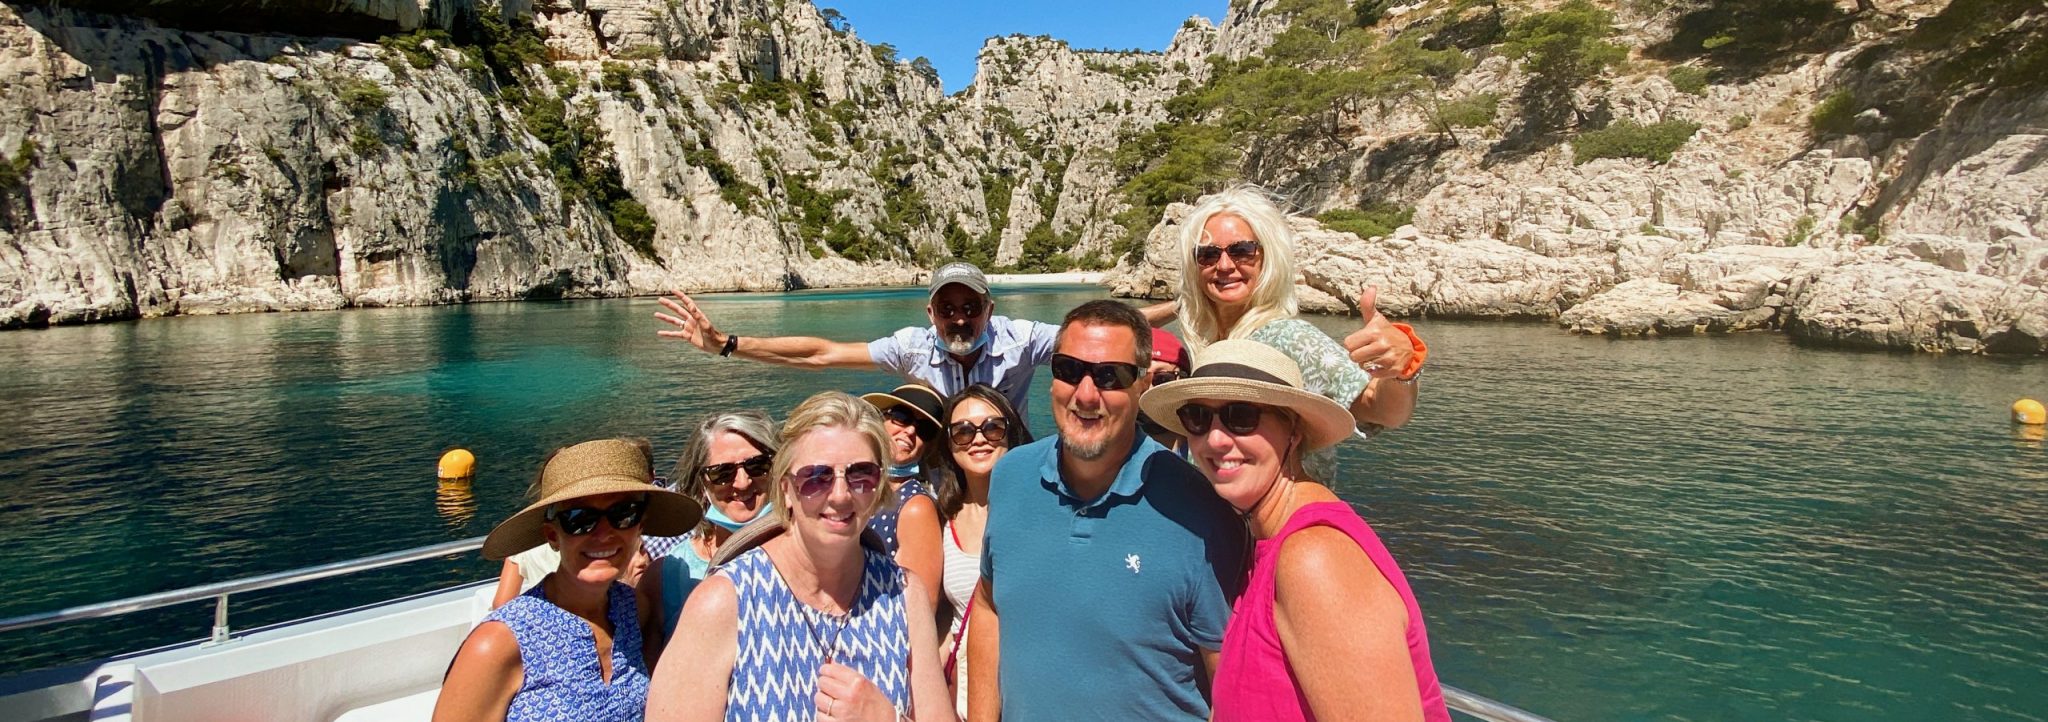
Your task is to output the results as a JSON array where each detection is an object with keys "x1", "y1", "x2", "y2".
[
  {"x1": 1049, "y1": 353, "x2": 1143, "y2": 390},
  {"x1": 545, "y1": 497, "x2": 648, "y2": 536},
  {"x1": 1151, "y1": 369, "x2": 1182, "y2": 386},
  {"x1": 1193, "y1": 240, "x2": 1262, "y2": 268},
  {"x1": 698, "y1": 452, "x2": 773, "y2": 488},
  {"x1": 787, "y1": 461, "x2": 884, "y2": 498},
  {"x1": 949, "y1": 417, "x2": 1011, "y2": 447},
  {"x1": 1176, "y1": 402, "x2": 1269, "y2": 436}
]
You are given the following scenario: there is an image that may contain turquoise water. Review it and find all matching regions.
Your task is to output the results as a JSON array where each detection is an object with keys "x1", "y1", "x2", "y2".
[{"x1": 0, "y1": 286, "x2": 2043, "y2": 720}]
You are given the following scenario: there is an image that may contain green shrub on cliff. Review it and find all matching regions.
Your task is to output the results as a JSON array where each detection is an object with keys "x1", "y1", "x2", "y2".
[
  {"x1": 1571, "y1": 119, "x2": 1701, "y2": 164},
  {"x1": 379, "y1": 30, "x2": 449, "y2": 70},
  {"x1": 1318, "y1": 203, "x2": 1413, "y2": 239},
  {"x1": 1808, "y1": 90, "x2": 1858, "y2": 136},
  {"x1": 1504, "y1": 0, "x2": 1626, "y2": 130},
  {"x1": 1667, "y1": 65, "x2": 1710, "y2": 95},
  {"x1": 338, "y1": 78, "x2": 390, "y2": 115},
  {"x1": 0, "y1": 138, "x2": 37, "y2": 190},
  {"x1": 610, "y1": 199, "x2": 657, "y2": 256}
]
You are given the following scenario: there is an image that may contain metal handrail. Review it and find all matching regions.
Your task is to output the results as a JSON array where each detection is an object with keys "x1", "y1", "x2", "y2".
[
  {"x1": 1444, "y1": 683, "x2": 1557, "y2": 722},
  {"x1": 0, "y1": 535, "x2": 1555, "y2": 721},
  {"x1": 0, "y1": 536, "x2": 485, "y2": 637}
]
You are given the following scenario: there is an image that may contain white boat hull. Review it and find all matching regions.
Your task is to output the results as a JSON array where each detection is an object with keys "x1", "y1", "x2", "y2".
[{"x1": 0, "y1": 582, "x2": 493, "y2": 722}]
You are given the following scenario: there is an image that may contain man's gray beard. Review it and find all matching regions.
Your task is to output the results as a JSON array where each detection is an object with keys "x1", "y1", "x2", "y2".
[
  {"x1": 1057, "y1": 416, "x2": 1115, "y2": 461},
  {"x1": 943, "y1": 335, "x2": 977, "y2": 355},
  {"x1": 1064, "y1": 434, "x2": 1108, "y2": 460}
]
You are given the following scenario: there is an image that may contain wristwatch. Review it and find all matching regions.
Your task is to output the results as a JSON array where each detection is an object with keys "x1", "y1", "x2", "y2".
[{"x1": 719, "y1": 334, "x2": 740, "y2": 357}]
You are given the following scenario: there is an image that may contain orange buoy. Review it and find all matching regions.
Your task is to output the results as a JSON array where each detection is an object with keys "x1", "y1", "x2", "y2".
[
  {"x1": 438, "y1": 448, "x2": 476, "y2": 480},
  {"x1": 2016, "y1": 399, "x2": 2046, "y2": 426}
]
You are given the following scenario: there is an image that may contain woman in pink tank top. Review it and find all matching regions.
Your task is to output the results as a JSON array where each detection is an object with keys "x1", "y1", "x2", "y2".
[{"x1": 1140, "y1": 339, "x2": 1449, "y2": 722}]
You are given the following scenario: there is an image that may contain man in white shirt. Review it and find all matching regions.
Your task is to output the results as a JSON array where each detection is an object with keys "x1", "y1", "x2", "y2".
[{"x1": 655, "y1": 262, "x2": 1061, "y2": 418}]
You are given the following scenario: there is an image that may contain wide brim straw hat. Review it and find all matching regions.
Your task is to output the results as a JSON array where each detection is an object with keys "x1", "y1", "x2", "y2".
[
  {"x1": 860, "y1": 383, "x2": 945, "y2": 429},
  {"x1": 482, "y1": 439, "x2": 704, "y2": 560},
  {"x1": 1139, "y1": 339, "x2": 1356, "y2": 451}
]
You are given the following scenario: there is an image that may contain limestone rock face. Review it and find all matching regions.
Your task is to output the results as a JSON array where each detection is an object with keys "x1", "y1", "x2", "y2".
[
  {"x1": 1786, "y1": 261, "x2": 2048, "y2": 354},
  {"x1": 1558, "y1": 279, "x2": 1755, "y2": 337},
  {"x1": 2, "y1": 0, "x2": 2045, "y2": 360}
]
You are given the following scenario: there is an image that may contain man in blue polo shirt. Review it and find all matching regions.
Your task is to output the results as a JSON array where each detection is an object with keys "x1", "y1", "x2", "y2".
[
  {"x1": 654, "y1": 261, "x2": 1061, "y2": 418},
  {"x1": 967, "y1": 299, "x2": 1247, "y2": 721}
]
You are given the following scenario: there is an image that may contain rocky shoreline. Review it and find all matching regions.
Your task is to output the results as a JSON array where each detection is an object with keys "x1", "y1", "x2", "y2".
[{"x1": 1109, "y1": 203, "x2": 2048, "y2": 355}]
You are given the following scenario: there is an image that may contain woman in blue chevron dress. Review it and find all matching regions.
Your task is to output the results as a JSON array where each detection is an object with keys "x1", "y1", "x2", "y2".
[{"x1": 649, "y1": 391, "x2": 955, "y2": 722}]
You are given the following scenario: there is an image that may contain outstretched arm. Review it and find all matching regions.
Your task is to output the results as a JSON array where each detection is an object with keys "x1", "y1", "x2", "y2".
[
  {"x1": 656, "y1": 291, "x2": 878, "y2": 370},
  {"x1": 1138, "y1": 300, "x2": 1180, "y2": 328}
]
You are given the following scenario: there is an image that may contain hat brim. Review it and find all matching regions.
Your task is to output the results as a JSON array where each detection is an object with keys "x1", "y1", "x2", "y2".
[
  {"x1": 482, "y1": 477, "x2": 703, "y2": 560},
  {"x1": 1139, "y1": 378, "x2": 1356, "y2": 452},
  {"x1": 861, "y1": 391, "x2": 944, "y2": 429}
]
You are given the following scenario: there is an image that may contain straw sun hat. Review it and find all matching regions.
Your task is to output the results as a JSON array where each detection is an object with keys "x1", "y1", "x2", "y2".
[
  {"x1": 1138, "y1": 339, "x2": 1356, "y2": 451},
  {"x1": 482, "y1": 439, "x2": 704, "y2": 560}
]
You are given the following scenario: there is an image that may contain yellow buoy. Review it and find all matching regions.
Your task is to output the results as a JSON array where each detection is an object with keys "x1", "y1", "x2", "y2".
[
  {"x1": 2015, "y1": 398, "x2": 2047, "y2": 426},
  {"x1": 438, "y1": 448, "x2": 477, "y2": 480}
]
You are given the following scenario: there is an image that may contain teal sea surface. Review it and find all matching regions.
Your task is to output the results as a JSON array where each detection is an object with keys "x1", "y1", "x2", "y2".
[{"x1": 0, "y1": 286, "x2": 2043, "y2": 720}]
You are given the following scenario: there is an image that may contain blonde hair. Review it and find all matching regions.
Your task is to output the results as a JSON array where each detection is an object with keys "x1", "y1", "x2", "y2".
[
  {"x1": 768, "y1": 391, "x2": 897, "y2": 526},
  {"x1": 1175, "y1": 184, "x2": 1300, "y2": 356}
]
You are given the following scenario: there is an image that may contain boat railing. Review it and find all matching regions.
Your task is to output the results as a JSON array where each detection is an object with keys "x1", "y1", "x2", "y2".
[
  {"x1": 0, "y1": 536, "x2": 486, "y2": 643},
  {"x1": 0, "y1": 536, "x2": 1556, "y2": 722}
]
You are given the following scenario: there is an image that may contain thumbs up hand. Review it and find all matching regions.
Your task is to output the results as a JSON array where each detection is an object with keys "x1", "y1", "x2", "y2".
[{"x1": 1342, "y1": 286, "x2": 1414, "y2": 379}]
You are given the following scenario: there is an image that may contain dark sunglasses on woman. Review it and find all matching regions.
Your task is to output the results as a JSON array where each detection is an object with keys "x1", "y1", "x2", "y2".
[
  {"x1": 1049, "y1": 353, "x2": 1143, "y2": 390},
  {"x1": 545, "y1": 497, "x2": 649, "y2": 536},
  {"x1": 787, "y1": 461, "x2": 884, "y2": 498},
  {"x1": 698, "y1": 452, "x2": 773, "y2": 487},
  {"x1": 1193, "y1": 240, "x2": 1262, "y2": 268},
  {"x1": 1151, "y1": 369, "x2": 1182, "y2": 386},
  {"x1": 1176, "y1": 402, "x2": 1270, "y2": 436},
  {"x1": 949, "y1": 417, "x2": 1011, "y2": 447}
]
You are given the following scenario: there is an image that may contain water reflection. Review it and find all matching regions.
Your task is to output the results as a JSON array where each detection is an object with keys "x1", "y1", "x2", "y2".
[
  {"x1": 2014, "y1": 424, "x2": 2045, "y2": 446},
  {"x1": 435, "y1": 478, "x2": 477, "y2": 530}
]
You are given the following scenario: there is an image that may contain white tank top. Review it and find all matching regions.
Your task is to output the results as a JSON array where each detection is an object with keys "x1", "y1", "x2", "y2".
[{"x1": 940, "y1": 519, "x2": 982, "y2": 718}]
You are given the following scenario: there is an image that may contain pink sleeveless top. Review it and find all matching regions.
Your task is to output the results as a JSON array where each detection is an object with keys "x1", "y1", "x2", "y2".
[{"x1": 1211, "y1": 502, "x2": 1450, "y2": 722}]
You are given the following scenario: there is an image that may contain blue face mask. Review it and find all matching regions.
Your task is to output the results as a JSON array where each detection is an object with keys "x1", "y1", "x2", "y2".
[
  {"x1": 890, "y1": 461, "x2": 921, "y2": 479},
  {"x1": 704, "y1": 500, "x2": 771, "y2": 533},
  {"x1": 942, "y1": 326, "x2": 991, "y2": 356}
]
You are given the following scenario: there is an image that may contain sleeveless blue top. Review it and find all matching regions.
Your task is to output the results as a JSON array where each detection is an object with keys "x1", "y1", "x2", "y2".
[
  {"x1": 864, "y1": 477, "x2": 932, "y2": 556},
  {"x1": 482, "y1": 580, "x2": 650, "y2": 722},
  {"x1": 722, "y1": 545, "x2": 911, "y2": 722}
]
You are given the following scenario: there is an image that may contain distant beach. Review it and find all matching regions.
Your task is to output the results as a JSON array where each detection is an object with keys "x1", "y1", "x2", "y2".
[{"x1": 984, "y1": 272, "x2": 1107, "y2": 286}]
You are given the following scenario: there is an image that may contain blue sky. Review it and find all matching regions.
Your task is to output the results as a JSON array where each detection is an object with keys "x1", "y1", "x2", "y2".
[{"x1": 820, "y1": 1, "x2": 1230, "y2": 94}]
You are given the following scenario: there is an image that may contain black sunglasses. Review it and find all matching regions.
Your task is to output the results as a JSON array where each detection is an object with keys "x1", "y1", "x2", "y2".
[
  {"x1": 1151, "y1": 369, "x2": 1182, "y2": 386},
  {"x1": 787, "y1": 461, "x2": 885, "y2": 498},
  {"x1": 1193, "y1": 240, "x2": 1262, "y2": 268},
  {"x1": 1176, "y1": 402, "x2": 1269, "y2": 436},
  {"x1": 883, "y1": 405, "x2": 940, "y2": 440},
  {"x1": 546, "y1": 497, "x2": 649, "y2": 536},
  {"x1": 949, "y1": 417, "x2": 1012, "y2": 447},
  {"x1": 1050, "y1": 353, "x2": 1143, "y2": 390},
  {"x1": 698, "y1": 452, "x2": 773, "y2": 488}
]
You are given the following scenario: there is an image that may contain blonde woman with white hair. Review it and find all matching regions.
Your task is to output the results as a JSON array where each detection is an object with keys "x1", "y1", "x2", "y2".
[
  {"x1": 1141, "y1": 185, "x2": 1426, "y2": 442},
  {"x1": 648, "y1": 391, "x2": 955, "y2": 722}
]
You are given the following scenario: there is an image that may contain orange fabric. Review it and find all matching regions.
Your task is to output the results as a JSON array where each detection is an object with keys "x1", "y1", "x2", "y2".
[{"x1": 1391, "y1": 322, "x2": 1427, "y2": 380}]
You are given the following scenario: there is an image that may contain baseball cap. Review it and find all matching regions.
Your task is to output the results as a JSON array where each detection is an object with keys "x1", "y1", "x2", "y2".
[{"x1": 928, "y1": 262, "x2": 990, "y2": 301}]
